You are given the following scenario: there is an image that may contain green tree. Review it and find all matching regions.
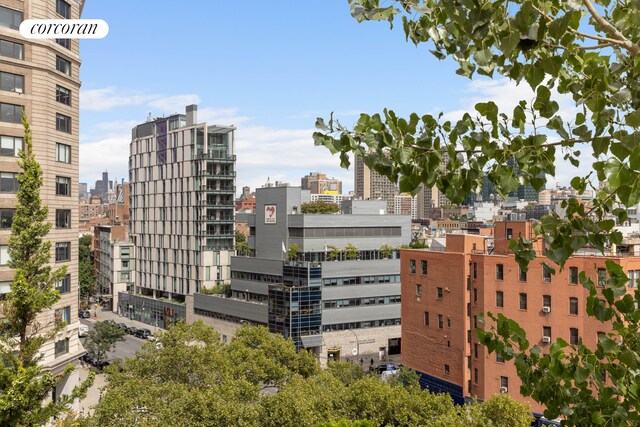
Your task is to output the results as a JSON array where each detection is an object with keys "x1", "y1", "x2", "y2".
[
  {"x1": 0, "y1": 114, "x2": 93, "y2": 427},
  {"x1": 83, "y1": 321, "x2": 126, "y2": 365},
  {"x1": 287, "y1": 243, "x2": 301, "y2": 261},
  {"x1": 314, "y1": 2, "x2": 640, "y2": 423},
  {"x1": 327, "y1": 361, "x2": 366, "y2": 386},
  {"x1": 301, "y1": 201, "x2": 341, "y2": 214},
  {"x1": 379, "y1": 244, "x2": 393, "y2": 259},
  {"x1": 327, "y1": 245, "x2": 341, "y2": 261},
  {"x1": 344, "y1": 243, "x2": 359, "y2": 260},
  {"x1": 79, "y1": 234, "x2": 96, "y2": 301},
  {"x1": 235, "y1": 229, "x2": 250, "y2": 256}
]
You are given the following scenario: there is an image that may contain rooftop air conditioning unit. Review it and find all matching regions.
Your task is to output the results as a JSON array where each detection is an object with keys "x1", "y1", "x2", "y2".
[
  {"x1": 542, "y1": 336, "x2": 551, "y2": 343},
  {"x1": 500, "y1": 387, "x2": 508, "y2": 393},
  {"x1": 542, "y1": 306, "x2": 551, "y2": 313}
]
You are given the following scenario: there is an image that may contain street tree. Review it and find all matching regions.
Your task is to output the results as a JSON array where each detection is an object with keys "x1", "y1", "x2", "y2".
[
  {"x1": 314, "y1": 1, "x2": 640, "y2": 424},
  {"x1": 79, "y1": 235, "x2": 96, "y2": 301},
  {"x1": 83, "y1": 321, "x2": 126, "y2": 364},
  {"x1": 0, "y1": 114, "x2": 93, "y2": 427}
]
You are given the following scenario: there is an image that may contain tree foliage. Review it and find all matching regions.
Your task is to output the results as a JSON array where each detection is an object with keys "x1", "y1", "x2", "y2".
[
  {"x1": 288, "y1": 243, "x2": 301, "y2": 261},
  {"x1": 301, "y1": 200, "x2": 341, "y2": 214},
  {"x1": 344, "y1": 243, "x2": 360, "y2": 260},
  {"x1": 83, "y1": 321, "x2": 126, "y2": 364},
  {"x1": 0, "y1": 114, "x2": 93, "y2": 427},
  {"x1": 80, "y1": 322, "x2": 532, "y2": 427},
  {"x1": 235, "y1": 229, "x2": 250, "y2": 256},
  {"x1": 79, "y1": 235, "x2": 96, "y2": 301},
  {"x1": 314, "y1": 1, "x2": 640, "y2": 424}
]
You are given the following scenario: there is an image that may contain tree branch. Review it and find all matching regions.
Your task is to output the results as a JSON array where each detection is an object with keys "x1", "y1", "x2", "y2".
[{"x1": 583, "y1": 0, "x2": 640, "y2": 55}]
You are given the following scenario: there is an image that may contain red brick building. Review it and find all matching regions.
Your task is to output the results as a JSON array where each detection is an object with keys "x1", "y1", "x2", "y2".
[{"x1": 401, "y1": 221, "x2": 640, "y2": 414}]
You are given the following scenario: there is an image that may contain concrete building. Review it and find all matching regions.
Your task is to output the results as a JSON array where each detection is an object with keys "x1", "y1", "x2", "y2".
[
  {"x1": 400, "y1": 221, "x2": 640, "y2": 414},
  {"x1": 301, "y1": 171, "x2": 342, "y2": 195},
  {"x1": 188, "y1": 186, "x2": 410, "y2": 365},
  {"x1": 394, "y1": 193, "x2": 418, "y2": 219},
  {"x1": 354, "y1": 155, "x2": 398, "y2": 214},
  {"x1": 126, "y1": 104, "x2": 235, "y2": 323},
  {"x1": 94, "y1": 225, "x2": 134, "y2": 311},
  {"x1": 0, "y1": 0, "x2": 85, "y2": 404},
  {"x1": 310, "y1": 192, "x2": 352, "y2": 206}
]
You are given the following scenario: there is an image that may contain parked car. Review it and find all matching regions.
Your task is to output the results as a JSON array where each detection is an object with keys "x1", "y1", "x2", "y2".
[
  {"x1": 117, "y1": 322, "x2": 128, "y2": 330},
  {"x1": 134, "y1": 328, "x2": 152, "y2": 339},
  {"x1": 104, "y1": 320, "x2": 116, "y2": 326},
  {"x1": 78, "y1": 310, "x2": 91, "y2": 319},
  {"x1": 126, "y1": 326, "x2": 138, "y2": 335},
  {"x1": 78, "y1": 324, "x2": 89, "y2": 338},
  {"x1": 80, "y1": 353, "x2": 111, "y2": 370}
]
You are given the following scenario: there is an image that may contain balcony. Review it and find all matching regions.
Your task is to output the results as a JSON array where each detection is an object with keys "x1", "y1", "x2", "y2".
[
  {"x1": 203, "y1": 170, "x2": 236, "y2": 179},
  {"x1": 202, "y1": 185, "x2": 235, "y2": 195}
]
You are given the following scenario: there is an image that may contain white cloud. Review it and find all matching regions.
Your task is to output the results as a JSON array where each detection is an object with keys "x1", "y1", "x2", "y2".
[
  {"x1": 198, "y1": 107, "x2": 250, "y2": 126},
  {"x1": 147, "y1": 94, "x2": 201, "y2": 113},
  {"x1": 79, "y1": 134, "x2": 130, "y2": 186},
  {"x1": 80, "y1": 87, "x2": 158, "y2": 111}
]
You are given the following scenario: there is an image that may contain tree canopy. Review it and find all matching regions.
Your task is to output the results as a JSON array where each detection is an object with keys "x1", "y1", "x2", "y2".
[
  {"x1": 83, "y1": 321, "x2": 126, "y2": 364},
  {"x1": 79, "y1": 235, "x2": 96, "y2": 302},
  {"x1": 314, "y1": 1, "x2": 640, "y2": 424},
  {"x1": 79, "y1": 322, "x2": 532, "y2": 427},
  {"x1": 301, "y1": 201, "x2": 341, "y2": 214}
]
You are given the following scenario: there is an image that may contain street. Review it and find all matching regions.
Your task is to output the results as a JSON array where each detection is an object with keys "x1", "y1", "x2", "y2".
[{"x1": 80, "y1": 318, "x2": 147, "y2": 362}]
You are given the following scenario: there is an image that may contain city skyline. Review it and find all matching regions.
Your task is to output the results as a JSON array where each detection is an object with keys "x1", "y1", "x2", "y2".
[{"x1": 77, "y1": 2, "x2": 591, "y2": 196}]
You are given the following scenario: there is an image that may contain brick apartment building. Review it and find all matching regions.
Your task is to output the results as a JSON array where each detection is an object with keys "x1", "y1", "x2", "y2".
[{"x1": 401, "y1": 221, "x2": 640, "y2": 414}]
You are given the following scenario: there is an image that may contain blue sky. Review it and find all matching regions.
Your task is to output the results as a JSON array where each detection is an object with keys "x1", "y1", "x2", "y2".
[{"x1": 78, "y1": 1, "x2": 585, "y2": 194}]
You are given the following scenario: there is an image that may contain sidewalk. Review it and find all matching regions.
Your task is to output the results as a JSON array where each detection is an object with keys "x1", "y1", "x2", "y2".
[{"x1": 86, "y1": 308, "x2": 166, "y2": 334}]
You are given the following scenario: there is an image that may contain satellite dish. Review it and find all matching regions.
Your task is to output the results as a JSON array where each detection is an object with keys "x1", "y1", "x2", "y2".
[{"x1": 352, "y1": 348, "x2": 358, "y2": 356}]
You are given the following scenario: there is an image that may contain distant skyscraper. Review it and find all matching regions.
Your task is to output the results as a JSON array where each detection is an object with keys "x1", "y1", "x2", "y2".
[
  {"x1": 354, "y1": 155, "x2": 397, "y2": 214},
  {"x1": 507, "y1": 157, "x2": 544, "y2": 201},
  {"x1": 128, "y1": 104, "x2": 236, "y2": 308}
]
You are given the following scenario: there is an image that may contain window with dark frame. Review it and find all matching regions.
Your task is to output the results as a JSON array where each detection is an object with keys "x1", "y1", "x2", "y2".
[
  {"x1": 416, "y1": 284, "x2": 422, "y2": 297},
  {"x1": 0, "y1": 103, "x2": 22, "y2": 123},
  {"x1": 444, "y1": 364, "x2": 450, "y2": 375},
  {"x1": 421, "y1": 260, "x2": 427, "y2": 275},
  {"x1": 56, "y1": 113, "x2": 71, "y2": 133},
  {"x1": 519, "y1": 292, "x2": 528, "y2": 310},
  {"x1": 56, "y1": 85, "x2": 71, "y2": 105},
  {"x1": 0, "y1": 39, "x2": 23, "y2": 59},
  {"x1": 424, "y1": 311, "x2": 429, "y2": 326},
  {"x1": 473, "y1": 262, "x2": 477, "y2": 279},
  {"x1": 543, "y1": 326, "x2": 552, "y2": 340},
  {"x1": 437, "y1": 287, "x2": 443, "y2": 299},
  {"x1": 519, "y1": 267, "x2": 527, "y2": 282},
  {"x1": 55, "y1": 209, "x2": 70, "y2": 228},
  {"x1": 56, "y1": 38, "x2": 70, "y2": 49},
  {"x1": 410, "y1": 259, "x2": 416, "y2": 274},
  {"x1": 55, "y1": 242, "x2": 70, "y2": 262},
  {"x1": 543, "y1": 265, "x2": 552, "y2": 282},
  {"x1": 570, "y1": 327, "x2": 579, "y2": 345},
  {"x1": 496, "y1": 264, "x2": 504, "y2": 280},
  {"x1": 54, "y1": 338, "x2": 69, "y2": 357},
  {"x1": 438, "y1": 314, "x2": 444, "y2": 329},
  {"x1": 0, "y1": 135, "x2": 23, "y2": 157},
  {"x1": 597, "y1": 268, "x2": 606, "y2": 287},
  {"x1": 500, "y1": 376, "x2": 509, "y2": 389},
  {"x1": 543, "y1": 294, "x2": 552, "y2": 308},
  {"x1": 0, "y1": 208, "x2": 14, "y2": 229},
  {"x1": 56, "y1": 0, "x2": 71, "y2": 19},
  {"x1": 496, "y1": 353, "x2": 504, "y2": 363},
  {"x1": 55, "y1": 176, "x2": 70, "y2": 196},
  {"x1": 0, "y1": 172, "x2": 18, "y2": 192},
  {"x1": 496, "y1": 290, "x2": 504, "y2": 307},
  {"x1": 56, "y1": 143, "x2": 71, "y2": 163},
  {"x1": 0, "y1": 71, "x2": 23, "y2": 93},
  {"x1": 56, "y1": 56, "x2": 71, "y2": 76},
  {"x1": 569, "y1": 297, "x2": 579, "y2": 315},
  {"x1": 569, "y1": 266, "x2": 579, "y2": 284},
  {"x1": 0, "y1": 6, "x2": 23, "y2": 30},
  {"x1": 55, "y1": 274, "x2": 70, "y2": 294}
]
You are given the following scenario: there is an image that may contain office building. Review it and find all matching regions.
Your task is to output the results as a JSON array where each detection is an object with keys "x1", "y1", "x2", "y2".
[
  {"x1": 0, "y1": 0, "x2": 84, "y2": 401},
  {"x1": 354, "y1": 155, "x2": 397, "y2": 214},
  {"x1": 301, "y1": 171, "x2": 342, "y2": 195},
  {"x1": 188, "y1": 186, "x2": 410, "y2": 364},
  {"x1": 400, "y1": 221, "x2": 640, "y2": 414},
  {"x1": 125, "y1": 104, "x2": 235, "y2": 324}
]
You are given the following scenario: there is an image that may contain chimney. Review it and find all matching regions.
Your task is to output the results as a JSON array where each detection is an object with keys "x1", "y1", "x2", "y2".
[{"x1": 186, "y1": 104, "x2": 197, "y2": 126}]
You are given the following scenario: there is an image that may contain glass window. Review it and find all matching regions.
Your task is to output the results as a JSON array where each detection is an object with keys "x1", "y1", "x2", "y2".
[
  {"x1": 0, "y1": 103, "x2": 22, "y2": 123},
  {"x1": 519, "y1": 267, "x2": 527, "y2": 282},
  {"x1": 55, "y1": 274, "x2": 70, "y2": 294},
  {"x1": 519, "y1": 293, "x2": 527, "y2": 310},
  {"x1": 0, "y1": 71, "x2": 23, "y2": 93},
  {"x1": 496, "y1": 264, "x2": 504, "y2": 280},
  {"x1": 496, "y1": 291, "x2": 504, "y2": 307},
  {"x1": 410, "y1": 259, "x2": 416, "y2": 274},
  {"x1": 0, "y1": 6, "x2": 23, "y2": 30},
  {"x1": 56, "y1": 143, "x2": 71, "y2": 163},
  {"x1": 473, "y1": 262, "x2": 477, "y2": 279},
  {"x1": 424, "y1": 311, "x2": 429, "y2": 326},
  {"x1": 421, "y1": 260, "x2": 427, "y2": 275},
  {"x1": 56, "y1": 85, "x2": 71, "y2": 106},
  {"x1": 0, "y1": 39, "x2": 23, "y2": 59},
  {"x1": 570, "y1": 328, "x2": 579, "y2": 345},
  {"x1": 55, "y1": 242, "x2": 70, "y2": 261},
  {"x1": 54, "y1": 338, "x2": 69, "y2": 357},
  {"x1": 543, "y1": 294, "x2": 551, "y2": 308},
  {"x1": 0, "y1": 208, "x2": 14, "y2": 229},
  {"x1": 56, "y1": 176, "x2": 70, "y2": 196},
  {"x1": 0, "y1": 172, "x2": 18, "y2": 192},
  {"x1": 56, "y1": 113, "x2": 71, "y2": 133},
  {"x1": 56, "y1": 38, "x2": 70, "y2": 49},
  {"x1": 438, "y1": 314, "x2": 444, "y2": 329},
  {"x1": 629, "y1": 270, "x2": 640, "y2": 289},
  {"x1": 416, "y1": 284, "x2": 422, "y2": 297},
  {"x1": 444, "y1": 364, "x2": 450, "y2": 375},
  {"x1": 496, "y1": 353, "x2": 504, "y2": 363},
  {"x1": 437, "y1": 287, "x2": 443, "y2": 299},
  {"x1": 56, "y1": 56, "x2": 71, "y2": 76},
  {"x1": 500, "y1": 376, "x2": 509, "y2": 389},
  {"x1": 0, "y1": 245, "x2": 9, "y2": 265},
  {"x1": 56, "y1": 0, "x2": 71, "y2": 19},
  {"x1": 569, "y1": 267, "x2": 579, "y2": 284},
  {"x1": 54, "y1": 306, "x2": 70, "y2": 325},
  {"x1": 56, "y1": 209, "x2": 70, "y2": 228},
  {"x1": 569, "y1": 297, "x2": 578, "y2": 315},
  {"x1": 597, "y1": 268, "x2": 606, "y2": 287},
  {"x1": 543, "y1": 265, "x2": 552, "y2": 282},
  {"x1": 543, "y1": 326, "x2": 552, "y2": 339},
  {"x1": 0, "y1": 135, "x2": 23, "y2": 156}
]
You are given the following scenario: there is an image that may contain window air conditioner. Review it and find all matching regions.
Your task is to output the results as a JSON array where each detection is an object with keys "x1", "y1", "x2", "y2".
[
  {"x1": 542, "y1": 306, "x2": 551, "y2": 313},
  {"x1": 542, "y1": 336, "x2": 551, "y2": 343},
  {"x1": 500, "y1": 387, "x2": 508, "y2": 393}
]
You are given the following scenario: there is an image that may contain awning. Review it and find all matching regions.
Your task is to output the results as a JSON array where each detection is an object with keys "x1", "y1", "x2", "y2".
[{"x1": 300, "y1": 335, "x2": 323, "y2": 348}]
